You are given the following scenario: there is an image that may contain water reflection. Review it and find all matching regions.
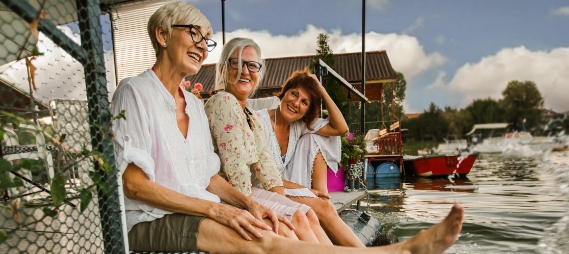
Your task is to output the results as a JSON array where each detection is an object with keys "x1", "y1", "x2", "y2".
[{"x1": 362, "y1": 151, "x2": 569, "y2": 253}]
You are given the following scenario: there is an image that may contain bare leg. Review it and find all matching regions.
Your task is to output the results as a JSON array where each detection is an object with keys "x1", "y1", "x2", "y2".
[
  {"x1": 263, "y1": 218, "x2": 298, "y2": 240},
  {"x1": 289, "y1": 196, "x2": 366, "y2": 247},
  {"x1": 196, "y1": 203, "x2": 464, "y2": 254},
  {"x1": 290, "y1": 209, "x2": 320, "y2": 243},
  {"x1": 305, "y1": 209, "x2": 334, "y2": 245},
  {"x1": 311, "y1": 151, "x2": 330, "y2": 199}
]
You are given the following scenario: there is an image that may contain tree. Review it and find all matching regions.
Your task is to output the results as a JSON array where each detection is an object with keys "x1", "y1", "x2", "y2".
[
  {"x1": 500, "y1": 80, "x2": 543, "y2": 131},
  {"x1": 465, "y1": 98, "x2": 505, "y2": 124},
  {"x1": 309, "y1": 34, "x2": 350, "y2": 127},
  {"x1": 381, "y1": 71, "x2": 406, "y2": 121}
]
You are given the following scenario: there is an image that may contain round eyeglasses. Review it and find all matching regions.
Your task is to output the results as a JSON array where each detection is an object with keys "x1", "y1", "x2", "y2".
[
  {"x1": 171, "y1": 24, "x2": 217, "y2": 52},
  {"x1": 228, "y1": 58, "x2": 262, "y2": 73}
]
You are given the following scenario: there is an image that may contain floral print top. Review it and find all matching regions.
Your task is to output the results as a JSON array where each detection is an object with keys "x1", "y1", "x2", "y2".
[{"x1": 204, "y1": 92, "x2": 283, "y2": 196}]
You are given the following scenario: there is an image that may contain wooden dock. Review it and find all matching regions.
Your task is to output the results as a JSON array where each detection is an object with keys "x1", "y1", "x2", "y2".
[{"x1": 329, "y1": 191, "x2": 365, "y2": 212}]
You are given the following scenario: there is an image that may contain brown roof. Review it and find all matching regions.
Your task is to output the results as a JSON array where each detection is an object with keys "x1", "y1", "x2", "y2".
[
  {"x1": 188, "y1": 51, "x2": 397, "y2": 94},
  {"x1": 405, "y1": 113, "x2": 421, "y2": 119},
  {"x1": 0, "y1": 77, "x2": 50, "y2": 118}
]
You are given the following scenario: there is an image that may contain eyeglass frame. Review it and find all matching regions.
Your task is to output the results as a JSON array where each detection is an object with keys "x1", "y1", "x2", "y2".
[
  {"x1": 227, "y1": 58, "x2": 263, "y2": 73},
  {"x1": 171, "y1": 24, "x2": 217, "y2": 52}
]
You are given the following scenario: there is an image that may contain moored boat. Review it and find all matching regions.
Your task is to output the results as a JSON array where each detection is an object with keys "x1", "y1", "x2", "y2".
[{"x1": 403, "y1": 153, "x2": 479, "y2": 177}]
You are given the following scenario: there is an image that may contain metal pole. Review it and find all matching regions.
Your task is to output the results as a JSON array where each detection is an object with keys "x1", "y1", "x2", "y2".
[
  {"x1": 76, "y1": 0, "x2": 125, "y2": 253},
  {"x1": 391, "y1": 82, "x2": 395, "y2": 122},
  {"x1": 222, "y1": 0, "x2": 226, "y2": 45},
  {"x1": 361, "y1": 0, "x2": 366, "y2": 134}
]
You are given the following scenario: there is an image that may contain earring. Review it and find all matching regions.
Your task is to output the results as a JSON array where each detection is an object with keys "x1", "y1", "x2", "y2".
[{"x1": 163, "y1": 42, "x2": 166, "y2": 47}]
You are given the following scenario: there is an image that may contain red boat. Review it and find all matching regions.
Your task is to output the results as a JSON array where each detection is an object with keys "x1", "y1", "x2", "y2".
[{"x1": 403, "y1": 153, "x2": 479, "y2": 177}]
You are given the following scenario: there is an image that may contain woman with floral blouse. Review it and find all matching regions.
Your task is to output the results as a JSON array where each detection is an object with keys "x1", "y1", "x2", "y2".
[{"x1": 204, "y1": 38, "x2": 333, "y2": 244}]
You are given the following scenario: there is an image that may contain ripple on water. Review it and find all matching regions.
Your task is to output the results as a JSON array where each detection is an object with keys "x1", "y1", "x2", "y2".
[{"x1": 365, "y1": 150, "x2": 569, "y2": 253}]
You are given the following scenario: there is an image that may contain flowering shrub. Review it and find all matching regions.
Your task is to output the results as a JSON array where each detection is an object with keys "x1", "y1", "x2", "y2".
[
  {"x1": 181, "y1": 80, "x2": 203, "y2": 98},
  {"x1": 340, "y1": 132, "x2": 367, "y2": 168}
]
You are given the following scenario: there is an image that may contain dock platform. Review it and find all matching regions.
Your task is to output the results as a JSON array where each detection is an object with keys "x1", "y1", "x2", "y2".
[{"x1": 329, "y1": 191, "x2": 365, "y2": 212}]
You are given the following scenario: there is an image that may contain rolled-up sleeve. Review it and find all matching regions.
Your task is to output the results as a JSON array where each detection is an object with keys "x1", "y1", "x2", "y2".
[{"x1": 111, "y1": 79, "x2": 156, "y2": 181}]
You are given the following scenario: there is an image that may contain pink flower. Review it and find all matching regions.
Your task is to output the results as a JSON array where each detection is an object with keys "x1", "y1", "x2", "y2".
[
  {"x1": 191, "y1": 88, "x2": 200, "y2": 94},
  {"x1": 180, "y1": 80, "x2": 191, "y2": 87},
  {"x1": 224, "y1": 124, "x2": 234, "y2": 131},
  {"x1": 194, "y1": 83, "x2": 203, "y2": 90},
  {"x1": 346, "y1": 132, "x2": 354, "y2": 141}
]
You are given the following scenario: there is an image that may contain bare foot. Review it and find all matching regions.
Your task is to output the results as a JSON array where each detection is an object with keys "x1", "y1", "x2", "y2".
[{"x1": 403, "y1": 203, "x2": 464, "y2": 254}]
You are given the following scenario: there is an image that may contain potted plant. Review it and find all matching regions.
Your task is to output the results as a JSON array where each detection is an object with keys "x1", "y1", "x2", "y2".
[
  {"x1": 340, "y1": 132, "x2": 368, "y2": 190},
  {"x1": 341, "y1": 132, "x2": 367, "y2": 167}
]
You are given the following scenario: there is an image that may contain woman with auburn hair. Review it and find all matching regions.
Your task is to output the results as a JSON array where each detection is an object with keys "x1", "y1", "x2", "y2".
[{"x1": 256, "y1": 68, "x2": 369, "y2": 246}]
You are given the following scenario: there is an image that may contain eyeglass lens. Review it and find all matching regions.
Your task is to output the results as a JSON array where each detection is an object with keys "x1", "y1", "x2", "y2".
[
  {"x1": 180, "y1": 25, "x2": 216, "y2": 52},
  {"x1": 229, "y1": 58, "x2": 262, "y2": 73}
]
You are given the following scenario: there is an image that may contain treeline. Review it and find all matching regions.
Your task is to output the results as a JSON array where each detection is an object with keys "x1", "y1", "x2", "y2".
[{"x1": 402, "y1": 80, "x2": 566, "y2": 142}]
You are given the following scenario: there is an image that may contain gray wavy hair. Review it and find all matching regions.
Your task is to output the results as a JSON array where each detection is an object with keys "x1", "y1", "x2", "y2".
[
  {"x1": 214, "y1": 37, "x2": 265, "y2": 97},
  {"x1": 147, "y1": 2, "x2": 212, "y2": 57}
]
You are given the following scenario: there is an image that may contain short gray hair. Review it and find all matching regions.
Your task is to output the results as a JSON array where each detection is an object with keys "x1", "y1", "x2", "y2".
[
  {"x1": 214, "y1": 37, "x2": 265, "y2": 97},
  {"x1": 147, "y1": 2, "x2": 212, "y2": 57}
]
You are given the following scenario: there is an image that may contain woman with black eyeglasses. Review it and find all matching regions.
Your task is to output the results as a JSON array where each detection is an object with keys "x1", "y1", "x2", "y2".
[{"x1": 204, "y1": 37, "x2": 337, "y2": 245}]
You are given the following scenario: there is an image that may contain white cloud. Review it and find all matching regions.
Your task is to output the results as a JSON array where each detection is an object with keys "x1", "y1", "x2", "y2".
[
  {"x1": 441, "y1": 46, "x2": 569, "y2": 111},
  {"x1": 551, "y1": 6, "x2": 569, "y2": 16},
  {"x1": 206, "y1": 25, "x2": 445, "y2": 81},
  {"x1": 402, "y1": 16, "x2": 425, "y2": 34},
  {"x1": 427, "y1": 71, "x2": 446, "y2": 89}
]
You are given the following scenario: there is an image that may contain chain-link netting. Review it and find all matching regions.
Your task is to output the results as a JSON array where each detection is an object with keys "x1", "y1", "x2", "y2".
[{"x1": 1, "y1": 0, "x2": 125, "y2": 253}]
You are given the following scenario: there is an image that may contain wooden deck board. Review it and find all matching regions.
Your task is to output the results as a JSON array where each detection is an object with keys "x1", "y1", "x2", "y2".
[{"x1": 329, "y1": 191, "x2": 365, "y2": 213}]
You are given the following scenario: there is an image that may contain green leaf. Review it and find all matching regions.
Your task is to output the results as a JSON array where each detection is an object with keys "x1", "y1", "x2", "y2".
[
  {"x1": 50, "y1": 175, "x2": 66, "y2": 207},
  {"x1": 19, "y1": 159, "x2": 43, "y2": 172},
  {"x1": 30, "y1": 46, "x2": 44, "y2": 56},
  {"x1": 79, "y1": 188, "x2": 93, "y2": 213},
  {"x1": 0, "y1": 159, "x2": 12, "y2": 172},
  {"x1": 12, "y1": 177, "x2": 24, "y2": 188},
  {"x1": 42, "y1": 207, "x2": 58, "y2": 217},
  {"x1": 0, "y1": 172, "x2": 12, "y2": 189},
  {"x1": 114, "y1": 109, "x2": 126, "y2": 120},
  {"x1": 88, "y1": 170, "x2": 110, "y2": 195},
  {"x1": 0, "y1": 230, "x2": 10, "y2": 244},
  {"x1": 81, "y1": 147, "x2": 90, "y2": 156}
]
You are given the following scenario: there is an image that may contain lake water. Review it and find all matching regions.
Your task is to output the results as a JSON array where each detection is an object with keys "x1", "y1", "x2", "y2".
[{"x1": 363, "y1": 150, "x2": 569, "y2": 253}]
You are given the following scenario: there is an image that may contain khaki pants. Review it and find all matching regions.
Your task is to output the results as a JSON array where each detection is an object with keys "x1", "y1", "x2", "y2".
[{"x1": 128, "y1": 213, "x2": 204, "y2": 252}]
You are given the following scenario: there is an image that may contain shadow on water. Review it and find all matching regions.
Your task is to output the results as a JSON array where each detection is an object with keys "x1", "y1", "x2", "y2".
[{"x1": 361, "y1": 151, "x2": 569, "y2": 254}]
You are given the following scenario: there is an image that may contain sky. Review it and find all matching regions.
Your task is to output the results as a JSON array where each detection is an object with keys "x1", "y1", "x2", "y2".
[
  {"x1": 1, "y1": 0, "x2": 567, "y2": 115},
  {"x1": 184, "y1": 0, "x2": 569, "y2": 113}
]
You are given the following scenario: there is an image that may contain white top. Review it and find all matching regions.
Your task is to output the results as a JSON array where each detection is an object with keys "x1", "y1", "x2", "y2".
[
  {"x1": 112, "y1": 69, "x2": 221, "y2": 232},
  {"x1": 257, "y1": 109, "x2": 341, "y2": 189}
]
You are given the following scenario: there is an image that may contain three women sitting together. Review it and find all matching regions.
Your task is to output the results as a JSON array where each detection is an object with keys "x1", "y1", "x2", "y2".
[{"x1": 112, "y1": 2, "x2": 464, "y2": 253}]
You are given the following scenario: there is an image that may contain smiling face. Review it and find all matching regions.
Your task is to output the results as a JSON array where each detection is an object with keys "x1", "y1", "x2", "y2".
[
  {"x1": 165, "y1": 25, "x2": 209, "y2": 76},
  {"x1": 279, "y1": 86, "x2": 311, "y2": 123},
  {"x1": 225, "y1": 46, "x2": 260, "y2": 101}
]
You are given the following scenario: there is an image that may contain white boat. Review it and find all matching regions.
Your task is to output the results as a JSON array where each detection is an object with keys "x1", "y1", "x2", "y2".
[
  {"x1": 466, "y1": 123, "x2": 566, "y2": 154},
  {"x1": 433, "y1": 137, "x2": 468, "y2": 155}
]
